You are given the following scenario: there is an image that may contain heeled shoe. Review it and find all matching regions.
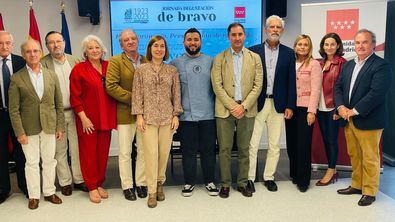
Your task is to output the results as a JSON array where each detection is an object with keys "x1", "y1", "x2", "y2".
[{"x1": 316, "y1": 172, "x2": 338, "y2": 186}]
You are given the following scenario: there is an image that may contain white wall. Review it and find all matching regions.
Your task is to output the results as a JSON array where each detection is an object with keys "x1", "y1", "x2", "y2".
[{"x1": 2, "y1": 0, "x2": 381, "y2": 155}]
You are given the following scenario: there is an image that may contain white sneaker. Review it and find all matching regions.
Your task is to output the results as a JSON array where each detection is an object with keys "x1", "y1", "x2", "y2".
[
  {"x1": 181, "y1": 184, "x2": 195, "y2": 197},
  {"x1": 205, "y1": 182, "x2": 219, "y2": 196}
]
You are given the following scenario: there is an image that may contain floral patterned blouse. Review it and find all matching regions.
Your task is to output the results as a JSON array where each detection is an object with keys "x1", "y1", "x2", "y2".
[{"x1": 131, "y1": 62, "x2": 183, "y2": 125}]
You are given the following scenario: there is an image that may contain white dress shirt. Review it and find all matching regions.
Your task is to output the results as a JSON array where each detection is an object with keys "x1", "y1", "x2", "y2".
[{"x1": 27, "y1": 64, "x2": 44, "y2": 100}]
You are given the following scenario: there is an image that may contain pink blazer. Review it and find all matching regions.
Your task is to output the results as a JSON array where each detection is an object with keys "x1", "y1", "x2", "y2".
[{"x1": 296, "y1": 59, "x2": 322, "y2": 114}]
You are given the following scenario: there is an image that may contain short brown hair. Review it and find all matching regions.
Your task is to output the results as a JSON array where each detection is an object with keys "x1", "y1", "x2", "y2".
[
  {"x1": 146, "y1": 35, "x2": 169, "y2": 61},
  {"x1": 318, "y1": 32, "x2": 344, "y2": 59}
]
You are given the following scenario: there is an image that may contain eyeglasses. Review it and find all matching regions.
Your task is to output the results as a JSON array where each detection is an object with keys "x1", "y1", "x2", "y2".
[{"x1": 0, "y1": 41, "x2": 12, "y2": 46}]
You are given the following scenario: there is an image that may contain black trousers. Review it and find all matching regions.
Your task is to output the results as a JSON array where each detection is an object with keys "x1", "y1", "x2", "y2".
[
  {"x1": 0, "y1": 110, "x2": 27, "y2": 197},
  {"x1": 178, "y1": 120, "x2": 217, "y2": 185},
  {"x1": 285, "y1": 107, "x2": 313, "y2": 187}
]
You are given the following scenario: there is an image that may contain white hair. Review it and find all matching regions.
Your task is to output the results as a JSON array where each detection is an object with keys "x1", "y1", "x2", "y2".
[
  {"x1": 81, "y1": 34, "x2": 107, "y2": 59},
  {"x1": 0, "y1": 30, "x2": 14, "y2": 43},
  {"x1": 265, "y1": 15, "x2": 285, "y2": 29}
]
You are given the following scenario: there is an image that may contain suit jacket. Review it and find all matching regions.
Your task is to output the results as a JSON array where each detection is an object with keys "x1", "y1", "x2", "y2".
[
  {"x1": 8, "y1": 66, "x2": 65, "y2": 136},
  {"x1": 249, "y1": 43, "x2": 296, "y2": 113},
  {"x1": 40, "y1": 54, "x2": 81, "y2": 71},
  {"x1": 11, "y1": 54, "x2": 26, "y2": 75},
  {"x1": 105, "y1": 53, "x2": 147, "y2": 124},
  {"x1": 211, "y1": 47, "x2": 263, "y2": 118},
  {"x1": 334, "y1": 53, "x2": 392, "y2": 130}
]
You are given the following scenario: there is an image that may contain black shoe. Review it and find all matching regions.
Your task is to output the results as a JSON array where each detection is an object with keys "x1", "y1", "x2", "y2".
[
  {"x1": 74, "y1": 183, "x2": 89, "y2": 192},
  {"x1": 219, "y1": 187, "x2": 230, "y2": 198},
  {"x1": 123, "y1": 188, "x2": 137, "y2": 201},
  {"x1": 264, "y1": 180, "x2": 278, "y2": 192},
  {"x1": 337, "y1": 186, "x2": 362, "y2": 195},
  {"x1": 291, "y1": 178, "x2": 297, "y2": 184},
  {"x1": 246, "y1": 180, "x2": 255, "y2": 193},
  {"x1": 237, "y1": 187, "x2": 253, "y2": 197},
  {"x1": 358, "y1": 195, "x2": 376, "y2": 206},
  {"x1": 136, "y1": 186, "x2": 148, "y2": 198},
  {"x1": 0, "y1": 193, "x2": 10, "y2": 204},
  {"x1": 297, "y1": 185, "x2": 309, "y2": 192}
]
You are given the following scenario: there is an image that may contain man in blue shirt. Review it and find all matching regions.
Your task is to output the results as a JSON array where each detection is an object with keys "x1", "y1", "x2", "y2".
[{"x1": 170, "y1": 28, "x2": 218, "y2": 197}]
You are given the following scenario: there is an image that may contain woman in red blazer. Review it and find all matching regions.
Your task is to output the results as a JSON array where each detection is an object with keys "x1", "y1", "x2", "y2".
[
  {"x1": 316, "y1": 33, "x2": 347, "y2": 186},
  {"x1": 286, "y1": 34, "x2": 322, "y2": 192},
  {"x1": 70, "y1": 35, "x2": 116, "y2": 203}
]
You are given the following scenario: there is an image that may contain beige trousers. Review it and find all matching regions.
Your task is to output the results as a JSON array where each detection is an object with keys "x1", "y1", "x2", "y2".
[
  {"x1": 141, "y1": 124, "x2": 173, "y2": 194},
  {"x1": 118, "y1": 123, "x2": 146, "y2": 190},
  {"x1": 248, "y1": 99, "x2": 284, "y2": 181},
  {"x1": 345, "y1": 119, "x2": 382, "y2": 196},
  {"x1": 22, "y1": 131, "x2": 57, "y2": 199},
  {"x1": 55, "y1": 110, "x2": 83, "y2": 186}
]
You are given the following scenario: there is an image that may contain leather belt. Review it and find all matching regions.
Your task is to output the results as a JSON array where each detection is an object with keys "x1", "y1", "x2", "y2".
[
  {"x1": 64, "y1": 107, "x2": 72, "y2": 111},
  {"x1": 265, "y1": 95, "x2": 274, "y2": 98},
  {"x1": 0, "y1": 107, "x2": 8, "y2": 112},
  {"x1": 235, "y1": 100, "x2": 242, "y2": 104}
]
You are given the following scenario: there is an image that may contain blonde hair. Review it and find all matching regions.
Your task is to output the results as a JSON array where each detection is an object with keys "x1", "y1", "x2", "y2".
[{"x1": 294, "y1": 34, "x2": 313, "y2": 67}]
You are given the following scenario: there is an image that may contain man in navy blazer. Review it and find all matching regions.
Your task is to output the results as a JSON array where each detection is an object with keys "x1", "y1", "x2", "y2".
[
  {"x1": 0, "y1": 31, "x2": 27, "y2": 204},
  {"x1": 334, "y1": 29, "x2": 392, "y2": 206},
  {"x1": 247, "y1": 15, "x2": 296, "y2": 192}
]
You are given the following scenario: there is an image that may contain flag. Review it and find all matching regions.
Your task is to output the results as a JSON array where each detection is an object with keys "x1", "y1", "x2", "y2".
[
  {"x1": 0, "y1": 13, "x2": 4, "y2": 30},
  {"x1": 61, "y1": 10, "x2": 72, "y2": 54},
  {"x1": 29, "y1": 7, "x2": 43, "y2": 50},
  {"x1": 326, "y1": 9, "x2": 359, "y2": 40}
]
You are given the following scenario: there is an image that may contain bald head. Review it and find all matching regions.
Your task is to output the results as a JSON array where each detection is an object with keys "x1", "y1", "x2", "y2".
[{"x1": 21, "y1": 39, "x2": 42, "y2": 67}]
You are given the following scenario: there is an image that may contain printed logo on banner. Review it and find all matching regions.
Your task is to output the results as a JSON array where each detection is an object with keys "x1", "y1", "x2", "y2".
[
  {"x1": 327, "y1": 9, "x2": 359, "y2": 53},
  {"x1": 234, "y1": 7, "x2": 246, "y2": 23},
  {"x1": 124, "y1": 8, "x2": 149, "y2": 24}
]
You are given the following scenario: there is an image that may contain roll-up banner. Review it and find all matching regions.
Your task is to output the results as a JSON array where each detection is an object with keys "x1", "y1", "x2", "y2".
[{"x1": 301, "y1": 0, "x2": 388, "y2": 170}]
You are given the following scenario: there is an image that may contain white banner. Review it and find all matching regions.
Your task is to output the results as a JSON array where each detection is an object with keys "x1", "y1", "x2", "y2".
[{"x1": 301, "y1": 0, "x2": 387, "y2": 60}]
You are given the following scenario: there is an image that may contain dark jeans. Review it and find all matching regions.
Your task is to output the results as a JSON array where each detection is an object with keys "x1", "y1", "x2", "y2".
[
  {"x1": 285, "y1": 107, "x2": 313, "y2": 187},
  {"x1": 178, "y1": 120, "x2": 217, "y2": 185},
  {"x1": 317, "y1": 110, "x2": 339, "y2": 169},
  {"x1": 0, "y1": 110, "x2": 27, "y2": 197}
]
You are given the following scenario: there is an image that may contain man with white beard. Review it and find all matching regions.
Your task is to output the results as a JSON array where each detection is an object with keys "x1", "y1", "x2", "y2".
[{"x1": 247, "y1": 15, "x2": 296, "y2": 193}]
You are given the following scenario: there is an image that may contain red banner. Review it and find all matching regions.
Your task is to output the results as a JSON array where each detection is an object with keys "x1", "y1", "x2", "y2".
[
  {"x1": 28, "y1": 7, "x2": 42, "y2": 50},
  {"x1": 326, "y1": 9, "x2": 359, "y2": 40},
  {"x1": 0, "y1": 13, "x2": 4, "y2": 30}
]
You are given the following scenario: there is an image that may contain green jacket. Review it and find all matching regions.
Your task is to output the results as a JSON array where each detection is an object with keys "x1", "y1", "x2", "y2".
[{"x1": 8, "y1": 66, "x2": 65, "y2": 136}]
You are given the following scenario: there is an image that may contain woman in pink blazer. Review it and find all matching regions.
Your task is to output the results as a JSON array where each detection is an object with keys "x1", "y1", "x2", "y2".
[{"x1": 286, "y1": 34, "x2": 322, "y2": 192}]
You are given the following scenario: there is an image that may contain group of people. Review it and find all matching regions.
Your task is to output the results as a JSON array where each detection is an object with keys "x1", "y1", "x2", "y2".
[{"x1": 0, "y1": 14, "x2": 392, "y2": 210}]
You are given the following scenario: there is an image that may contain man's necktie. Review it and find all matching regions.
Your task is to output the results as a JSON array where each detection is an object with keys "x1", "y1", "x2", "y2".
[{"x1": 2, "y1": 58, "x2": 11, "y2": 107}]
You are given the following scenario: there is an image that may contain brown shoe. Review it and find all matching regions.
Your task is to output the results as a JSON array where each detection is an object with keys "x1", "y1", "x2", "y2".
[
  {"x1": 89, "y1": 190, "x2": 101, "y2": 203},
  {"x1": 44, "y1": 194, "x2": 62, "y2": 204},
  {"x1": 28, "y1": 199, "x2": 39, "y2": 210},
  {"x1": 147, "y1": 193, "x2": 157, "y2": 208},
  {"x1": 61, "y1": 185, "x2": 72, "y2": 196},
  {"x1": 156, "y1": 182, "x2": 165, "y2": 201},
  {"x1": 97, "y1": 187, "x2": 109, "y2": 199}
]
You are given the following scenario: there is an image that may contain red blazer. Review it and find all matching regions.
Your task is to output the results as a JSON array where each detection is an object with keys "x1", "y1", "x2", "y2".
[
  {"x1": 319, "y1": 55, "x2": 347, "y2": 108},
  {"x1": 70, "y1": 60, "x2": 116, "y2": 132}
]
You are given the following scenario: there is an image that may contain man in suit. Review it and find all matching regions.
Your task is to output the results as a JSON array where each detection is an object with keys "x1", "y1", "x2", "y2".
[
  {"x1": 41, "y1": 31, "x2": 87, "y2": 196},
  {"x1": 247, "y1": 15, "x2": 296, "y2": 192},
  {"x1": 0, "y1": 30, "x2": 28, "y2": 204},
  {"x1": 106, "y1": 29, "x2": 147, "y2": 201},
  {"x1": 211, "y1": 22, "x2": 263, "y2": 198},
  {"x1": 334, "y1": 29, "x2": 392, "y2": 206},
  {"x1": 9, "y1": 39, "x2": 65, "y2": 209}
]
